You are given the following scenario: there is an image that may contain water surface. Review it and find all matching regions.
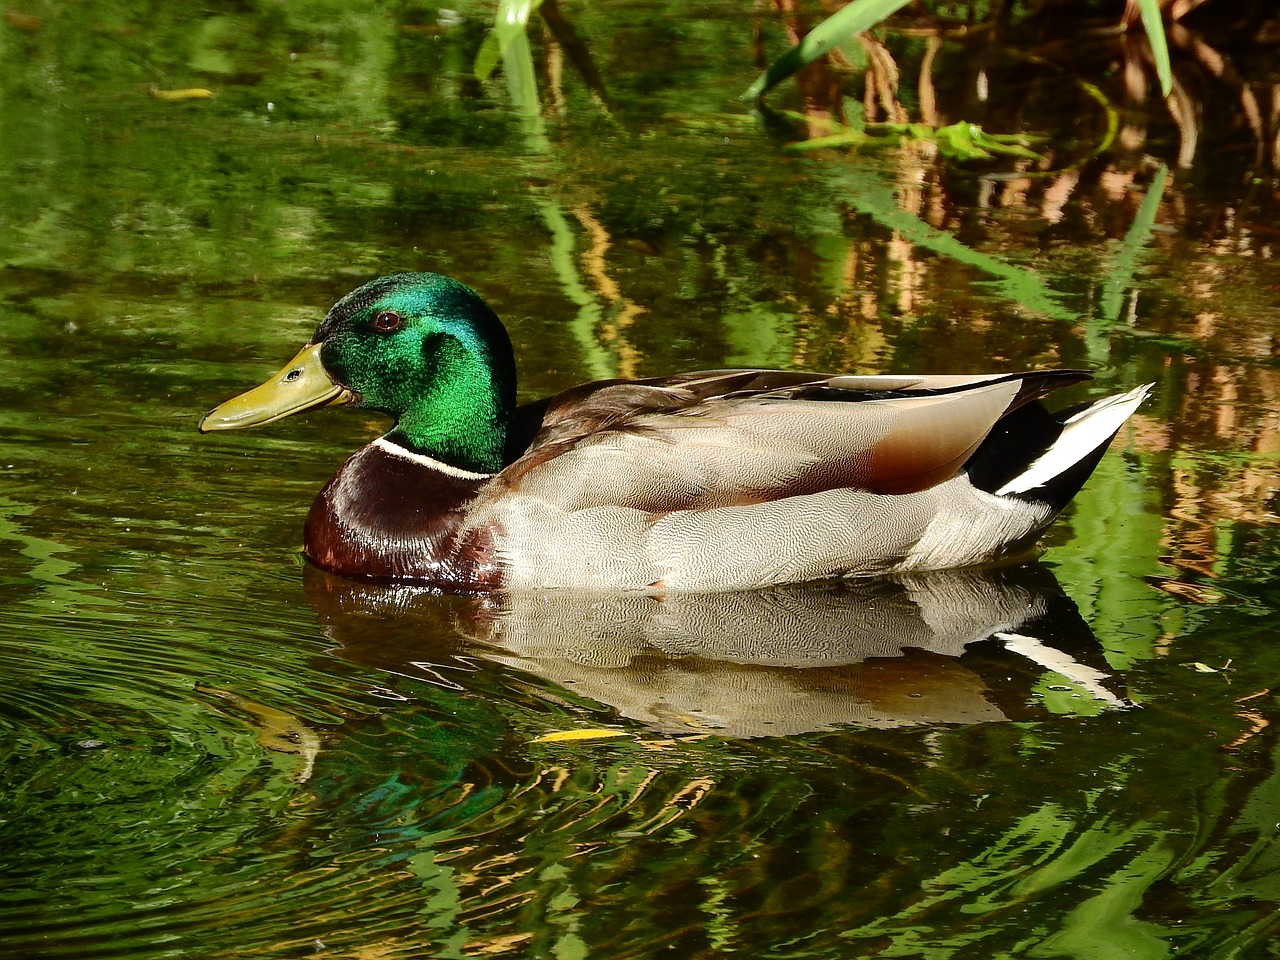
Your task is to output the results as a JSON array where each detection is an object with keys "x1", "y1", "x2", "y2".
[{"x1": 1, "y1": 2, "x2": 1278, "y2": 957}]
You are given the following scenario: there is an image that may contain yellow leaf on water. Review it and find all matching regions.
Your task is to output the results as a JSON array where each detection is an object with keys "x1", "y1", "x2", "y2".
[
  {"x1": 150, "y1": 87, "x2": 216, "y2": 101},
  {"x1": 533, "y1": 728, "x2": 629, "y2": 744},
  {"x1": 1189, "y1": 662, "x2": 1218, "y2": 673}
]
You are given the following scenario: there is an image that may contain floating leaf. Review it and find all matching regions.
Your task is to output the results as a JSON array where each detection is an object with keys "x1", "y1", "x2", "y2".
[
  {"x1": 150, "y1": 87, "x2": 216, "y2": 101},
  {"x1": 932, "y1": 122, "x2": 1042, "y2": 161},
  {"x1": 786, "y1": 118, "x2": 1042, "y2": 163},
  {"x1": 533, "y1": 728, "x2": 630, "y2": 744}
]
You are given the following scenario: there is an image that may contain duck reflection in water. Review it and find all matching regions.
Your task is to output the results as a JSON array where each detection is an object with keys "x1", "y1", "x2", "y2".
[{"x1": 303, "y1": 562, "x2": 1127, "y2": 739}]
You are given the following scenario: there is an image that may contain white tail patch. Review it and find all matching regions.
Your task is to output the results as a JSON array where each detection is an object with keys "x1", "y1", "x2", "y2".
[{"x1": 995, "y1": 384, "x2": 1152, "y2": 496}]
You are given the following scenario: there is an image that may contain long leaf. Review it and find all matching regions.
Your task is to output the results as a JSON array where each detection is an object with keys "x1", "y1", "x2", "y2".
[
  {"x1": 1098, "y1": 163, "x2": 1168, "y2": 328},
  {"x1": 829, "y1": 166, "x2": 1075, "y2": 321},
  {"x1": 743, "y1": 0, "x2": 912, "y2": 101},
  {"x1": 1136, "y1": 0, "x2": 1173, "y2": 98},
  {"x1": 475, "y1": 0, "x2": 545, "y2": 82}
]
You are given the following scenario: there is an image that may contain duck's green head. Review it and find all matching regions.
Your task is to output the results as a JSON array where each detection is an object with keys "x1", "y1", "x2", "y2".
[{"x1": 199, "y1": 273, "x2": 518, "y2": 474}]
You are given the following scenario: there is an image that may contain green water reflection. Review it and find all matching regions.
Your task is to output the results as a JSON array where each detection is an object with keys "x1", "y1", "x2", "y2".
[{"x1": 1, "y1": 1, "x2": 1278, "y2": 957}]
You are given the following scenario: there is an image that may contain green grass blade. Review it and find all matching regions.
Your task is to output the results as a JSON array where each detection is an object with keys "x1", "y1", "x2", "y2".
[
  {"x1": 743, "y1": 0, "x2": 913, "y2": 101},
  {"x1": 475, "y1": 0, "x2": 545, "y2": 82},
  {"x1": 1099, "y1": 163, "x2": 1168, "y2": 327},
  {"x1": 1136, "y1": 0, "x2": 1172, "y2": 98}
]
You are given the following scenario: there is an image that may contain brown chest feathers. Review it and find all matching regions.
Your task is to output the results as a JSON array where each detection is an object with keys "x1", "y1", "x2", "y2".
[{"x1": 303, "y1": 440, "x2": 503, "y2": 591}]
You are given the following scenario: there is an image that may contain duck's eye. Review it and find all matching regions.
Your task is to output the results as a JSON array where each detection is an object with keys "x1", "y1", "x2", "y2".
[{"x1": 371, "y1": 310, "x2": 404, "y2": 333}]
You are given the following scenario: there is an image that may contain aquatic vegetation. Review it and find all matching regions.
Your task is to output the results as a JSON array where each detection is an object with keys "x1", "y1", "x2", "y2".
[{"x1": 743, "y1": 0, "x2": 1176, "y2": 101}]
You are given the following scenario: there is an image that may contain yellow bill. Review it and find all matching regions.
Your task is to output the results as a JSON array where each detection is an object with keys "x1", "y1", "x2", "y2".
[{"x1": 199, "y1": 342, "x2": 352, "y2": 432}]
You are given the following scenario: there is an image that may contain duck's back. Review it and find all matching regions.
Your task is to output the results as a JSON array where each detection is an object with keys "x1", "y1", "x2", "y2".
[{"x1": 462, "y1": 370, "x2": 1108, "y2": 592}]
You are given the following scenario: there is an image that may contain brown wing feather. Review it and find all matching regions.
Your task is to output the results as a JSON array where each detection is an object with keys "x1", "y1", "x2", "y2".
[
  {"x1": 504, "y1": 370, "x2": 830, "y2": 480},
  {"x1": 490, "y1": 369, "x2": 1091, "y2": 513}
]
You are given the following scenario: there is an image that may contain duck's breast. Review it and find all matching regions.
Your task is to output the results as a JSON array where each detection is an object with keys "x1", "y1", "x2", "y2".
[{"x1": 304, "y1": 438, "x2": 501, "y2": 590}]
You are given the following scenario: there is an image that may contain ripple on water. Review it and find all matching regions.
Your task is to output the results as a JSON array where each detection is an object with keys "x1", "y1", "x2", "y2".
[{"x1": 0, "y1": 527, "x2": 456, "y2": 958}]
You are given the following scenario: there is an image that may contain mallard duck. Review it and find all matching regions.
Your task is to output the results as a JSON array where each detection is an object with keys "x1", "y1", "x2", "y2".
[{"x1": 200, "y1": 272, "x2": 1151, "y2": 593}]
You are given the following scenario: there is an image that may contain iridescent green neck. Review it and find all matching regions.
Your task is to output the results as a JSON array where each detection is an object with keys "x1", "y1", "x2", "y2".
[
  {"x1": 386, "y1": 335, "x2": 512, "y2": 474},
  {"x1": 312, "y1": 273, "x2": 519, "y2": 475}
]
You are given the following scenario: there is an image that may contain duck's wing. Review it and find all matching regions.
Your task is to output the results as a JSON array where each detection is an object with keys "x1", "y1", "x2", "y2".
[{"x1": 492, "y1": 369, "x2": 1091, "y2": 513}]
